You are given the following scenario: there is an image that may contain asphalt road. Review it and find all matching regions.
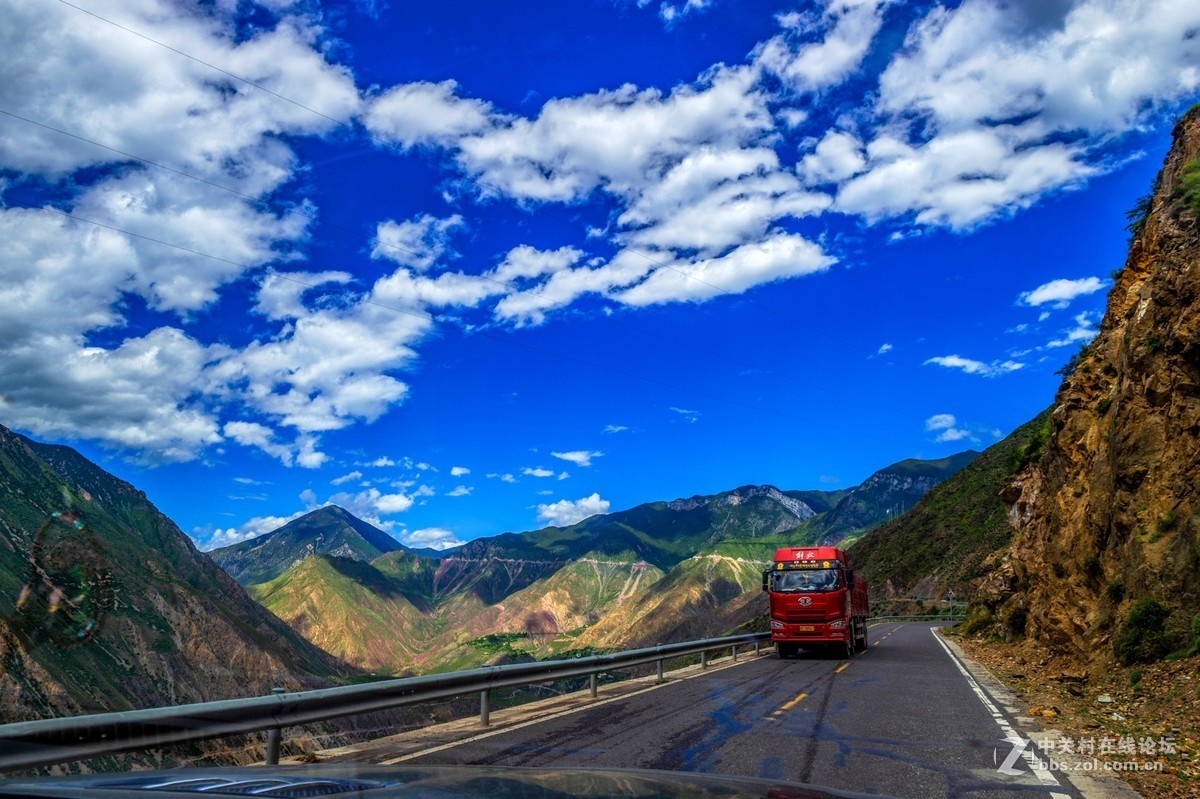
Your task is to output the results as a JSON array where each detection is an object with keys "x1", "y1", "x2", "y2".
[{"x1": 404, "y1": 623, "x2": 1080, "y2": 799}]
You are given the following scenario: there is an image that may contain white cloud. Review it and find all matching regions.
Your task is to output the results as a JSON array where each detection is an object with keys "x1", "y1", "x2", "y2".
[
  {"x1": 411, "y1": 484, "x2": 436, "y2": 497},
  {"x1": 371, "y1": 214, "x2": 466, "y2": 272},
  {"x1": 450, "y1": 465, "x2": 471, "y2": 477},
  {"x1": 755, "y1": 0, "x2": 891, "y2": 94},
  {"x1": 501, "y1": 473, "x2": 516, "y2": 483},
  {"x1": 1019, "y1": 276, "x2": 1107, "y2": 308},
  {"x1": 670, "y1": 406, "x2": 701, "y2": 423},
  {"x1": 835, "y1": 0, "x2": 1200, "y2": 228},
  {"x1": 603, "y1": 424, "x2": 629, "y2": 434},
  {"x1": 523, "y1": 467, "x2": 556, "y2": 478},
  {"x1": 196, "y1": 511, "x2": 305, "y2": 551},
  {"x1": 877, "y1": 342, "x2": 893, "y2": 355},
  {"x1": 363, "y1": 80, "x2": 496, "y2": 149},
  {"x1": 799, "y1": 130, "x2": 868, "y2": 185},
  {"x1": 924, "y1": 354, "x2": 1024, "y2": 377},
  {"x1": 369, "y1": 457, "x2": 397, "y2": 467},
  {"x1": 1048, "y1": 311, "x2": 1101, "y2": 348},
  {"x1": 924, "y1": 412, "x2": 980, "y2": 443},
  {"x1": 400, "y1": 527, "x2": 465, "y2": 551},
  {"x1": 551, "y1": 450, "x2": 603, "y2": 467},
  {"x1": 446, "y1": 485, "x2": 473, "y2": 497},
  {"x1": 331, "y1": 470, "x2": 363, "y2": 486},
  {"x1": 536, "y1": 492, "x2": 611, "y2": 527},
  {"x1": 924, "y1": 413, "x2": 957, "y2": 431}
]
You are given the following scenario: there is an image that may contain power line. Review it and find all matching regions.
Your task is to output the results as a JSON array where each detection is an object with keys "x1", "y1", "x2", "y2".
[
  {"x1": 40, "y1": 0, "x2": 1033, "y2": 423},
  {"x1": 47, "y1": 0, "x2": 1039, "y2": 421}
]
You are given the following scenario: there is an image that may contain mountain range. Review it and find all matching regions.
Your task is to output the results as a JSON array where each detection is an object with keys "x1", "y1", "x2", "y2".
[{"x1": 210, "y1": 451, "x2": 977, "y2": 673}]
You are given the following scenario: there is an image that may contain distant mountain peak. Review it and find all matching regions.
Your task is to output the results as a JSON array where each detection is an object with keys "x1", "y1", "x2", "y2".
[
  {"x1": 211, "y1": 505, "x2": 405, "y2": 585},
  {"x1": 666, "y1": 485, "x2": 817, "y2": 521}
]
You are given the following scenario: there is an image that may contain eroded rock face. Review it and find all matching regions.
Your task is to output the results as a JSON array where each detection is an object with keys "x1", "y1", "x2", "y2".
[{"x1": 999, "y1": 109, "x2": 1200, "y2": 662}]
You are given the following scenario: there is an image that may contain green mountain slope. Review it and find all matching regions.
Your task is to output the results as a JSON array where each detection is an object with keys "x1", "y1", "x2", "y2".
[
  {"x1": 250, "y1": 555, "x2": 438, "y2": 673},
  {"x1": 0, "y1": 424, "x2": 347, "y2": 724},
  {"x1": 789, "y1": 450, "x2": 980, "y2": 547},
  {"x1": 211, "y1": 505, "x2": 407, "y2": 585},
  {"x1": 849, "y1": 411, "x2": 1051, "y2": 596}
]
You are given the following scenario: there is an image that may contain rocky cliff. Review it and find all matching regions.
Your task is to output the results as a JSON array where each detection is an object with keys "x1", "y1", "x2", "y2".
[{"x1": 994, "y1": 108, "x2": 1200, "y2": 661}]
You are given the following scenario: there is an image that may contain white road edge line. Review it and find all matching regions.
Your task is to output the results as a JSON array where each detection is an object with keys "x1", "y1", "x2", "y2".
[
  {"x1": 380, "y1": 655, "x2": 762, "y2": 764},
  {"x1": 929, "y1": 628, "x2": 1070, "y2": 798}
]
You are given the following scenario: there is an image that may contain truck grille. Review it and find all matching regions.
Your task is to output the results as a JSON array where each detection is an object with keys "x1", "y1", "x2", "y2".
[{"x1": 783, "y1": 609, "x2": 826, "y2": 622}]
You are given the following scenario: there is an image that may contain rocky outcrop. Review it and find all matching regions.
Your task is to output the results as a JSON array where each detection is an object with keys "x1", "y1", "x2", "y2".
[
  {"x1": 996, "y1": 108, "x2": 1200, "y2": 661},
  {"x1": 666, "y1": 485, "x2": 817, "y2": 522}
]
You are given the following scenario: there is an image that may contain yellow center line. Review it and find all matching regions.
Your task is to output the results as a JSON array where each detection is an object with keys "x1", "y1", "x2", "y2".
[
  {"x1": 780, "y1": 691, "x2": 809, "y2": 711},
  {"x1": 834, "y1": 662, "x2": 850, "y2": 674}
]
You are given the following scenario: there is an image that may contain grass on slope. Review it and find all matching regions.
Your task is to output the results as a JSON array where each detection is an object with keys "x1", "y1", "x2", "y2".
[{"x1": 850, "y1": 409, "x2": 1052, "y2": 593}]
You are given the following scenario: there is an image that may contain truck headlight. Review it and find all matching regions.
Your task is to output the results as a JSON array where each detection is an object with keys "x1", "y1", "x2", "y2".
[
  {"x1": 770, "y1": 620, "x2": 785, "y2": 629},
  {"x1": 829, "y1": 619, "x2": 847, "y2": 629}
]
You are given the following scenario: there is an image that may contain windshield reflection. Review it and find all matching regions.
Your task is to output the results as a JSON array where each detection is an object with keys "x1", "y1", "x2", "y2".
[{"x1": 769, "y1": 569, "x2": 841, "y2": 593}]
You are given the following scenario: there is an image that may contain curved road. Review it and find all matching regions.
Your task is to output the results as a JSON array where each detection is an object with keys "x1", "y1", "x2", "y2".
[{"x1": 401, "y1": 623, "x2": 1081, "y2": 799}]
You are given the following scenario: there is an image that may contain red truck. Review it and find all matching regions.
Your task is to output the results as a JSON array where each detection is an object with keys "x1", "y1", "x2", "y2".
[{"x1": 762, "y1": 546, "x2": 869, "y2": 658}]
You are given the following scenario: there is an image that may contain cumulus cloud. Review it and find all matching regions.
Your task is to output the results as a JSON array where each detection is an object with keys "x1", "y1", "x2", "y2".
[
  {"x1": 551, "y1": 450, "x2": 603, "y2": 467},
  {"x1": 834, "y1": 0, "x2": 1200, "y2": 227},
  {"x1": 523, "y1": 467, "x2": 556, "y2": 478},
  {"x1": 536, "y1": 493, "x2": 611, "y2": 527},
  {"x1": 331, "y1": 470, "x2": 363, "y2": 486},
  {"x1": 1019, "y1": 277, "x2": 1107, "y2": 308},
  {"x1": 755, "y1": 0, "x2": 891, "y2": 94},
  {"x1": 197, "y1": 511, "x2": 305, "y2": 551},
  {"x1": 877, "y1": 343, "x2": 893, "y2": 355},
  {"x1": 371, "y1": 214, "x2": 466, "y2": 271},
  {"x1": 450, "y1": 465, "x2": 471, "y2": 477},
  {"x1": 400, "y1": 527, "x2": 465, "y2": 551},
  {"x1": 924, "y1": 354, "x2": 1024, "y2": 377},
  {"x1": 363, "y1": 80, "x2": 496, "y2": 149},
  {"x1": 446, "y1": 485, "x2": 473, "y2": 497},
  {"x1": 924, "y1": 412, "x2": 989, "y2": 443}
]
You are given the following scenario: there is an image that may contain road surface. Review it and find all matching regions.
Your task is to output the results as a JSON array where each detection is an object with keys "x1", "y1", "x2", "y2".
[{"x1": 397, "y1": 623, "x2": 1081, "y2": 799}]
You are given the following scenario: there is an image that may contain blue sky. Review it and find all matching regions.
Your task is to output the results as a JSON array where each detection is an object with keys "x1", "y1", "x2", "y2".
[{"x1": 1, "y1": 0, "x2": 1196, "y2": 550}]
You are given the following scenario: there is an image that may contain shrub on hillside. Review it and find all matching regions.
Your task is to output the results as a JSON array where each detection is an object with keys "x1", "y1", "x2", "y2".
[
  {"x1": 1114, "y1": 598, "x2": 1174, "y2": 665},
  {"x1": 959, "y1": 606, "x2": 995, "y2": 636}
]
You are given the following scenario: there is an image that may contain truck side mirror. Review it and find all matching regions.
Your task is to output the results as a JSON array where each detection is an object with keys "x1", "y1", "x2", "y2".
[{"x1": 762, "y1": 570, "x2": 771, "y2": 592}]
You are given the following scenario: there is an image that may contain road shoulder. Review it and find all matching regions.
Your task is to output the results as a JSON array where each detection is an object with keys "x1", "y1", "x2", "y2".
[{"x1": 936, "y1": 630, "x2": 1142, "y2": 799}]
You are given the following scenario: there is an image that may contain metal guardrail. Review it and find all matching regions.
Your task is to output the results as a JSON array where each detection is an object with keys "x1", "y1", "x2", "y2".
[
  {"x1": 868, "y1": 614, "x2": 966, "y2": 624},
  {"x1": 0, "y1": 632, "x2": 770, "y2": 772}
]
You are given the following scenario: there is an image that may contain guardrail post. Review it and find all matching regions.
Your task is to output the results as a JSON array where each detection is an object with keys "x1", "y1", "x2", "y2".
[
  {"x1": 731, "y1": 645, "x2": 738, "y2": 662},
  {"x1": 264, "y1": 687, "x2": 285, "y2": 765},
  {"x1": 479, "y1": 690, "x2": 490, "y2": 726},
  {"x1": 589, "y1": 673, "x2": 597, "y2": 697},
  {"x1": 701, "y1": 650, "x2": 708, "y2": 669},
  {"x1": 656, "y1": 643, "x2": 664, "y2": 683},
  {"x1": 754, "y1": 641, "x2": 761, "y2": 656}
]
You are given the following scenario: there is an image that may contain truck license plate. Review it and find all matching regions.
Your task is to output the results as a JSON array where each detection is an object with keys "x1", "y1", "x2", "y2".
[{"x1": 796, "y1": 625, "x2": 815, "y2": 632}]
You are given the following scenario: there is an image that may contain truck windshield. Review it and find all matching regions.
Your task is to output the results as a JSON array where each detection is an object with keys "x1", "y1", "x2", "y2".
[{"x1": 770, "y1": 568, "x2": 841, "y2": 593}]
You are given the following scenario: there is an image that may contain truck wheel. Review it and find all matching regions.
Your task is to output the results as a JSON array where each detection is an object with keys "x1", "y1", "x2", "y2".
[
  {"x1": 777, "y1": 642, "x2": 795, "y2": 659},
  {"x1": 855, "y1": 620, "x2": 868, "y2": 653},
  {"x1": 844, "y1": 634, "x2": 854, "y2": 659}
]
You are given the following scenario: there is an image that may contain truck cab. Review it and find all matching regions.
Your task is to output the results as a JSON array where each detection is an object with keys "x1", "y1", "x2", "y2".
[{"x1": 762, "y1": 546, "x2": 869, "y2": 658}]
